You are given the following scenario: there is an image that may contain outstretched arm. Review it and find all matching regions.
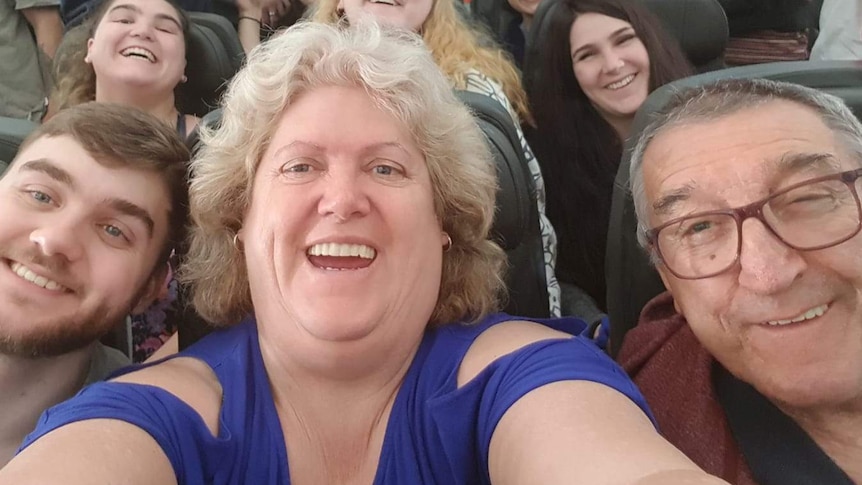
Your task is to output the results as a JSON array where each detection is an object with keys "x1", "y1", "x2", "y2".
[
  {"x1": 489, "y1": 380, "x2": 729, "y2": 485},
  {"x1": 460, "y1": 320, "x2": 730, "y2": 485},
  {"x1": 0, "y1": 419, "x2": 177, "y2": 485}
]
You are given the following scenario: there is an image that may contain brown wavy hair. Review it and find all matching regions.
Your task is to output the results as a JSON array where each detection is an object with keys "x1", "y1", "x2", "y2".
[{"x1": 49, "y1": 0, "x2": 190, "y2": 113}]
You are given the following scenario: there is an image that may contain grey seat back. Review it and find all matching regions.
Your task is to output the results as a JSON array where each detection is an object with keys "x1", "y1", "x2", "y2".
[
  {"x1": 177, "y1": 12, "x2": 245, "y2": 118},
  {"x1": 455, "y1": 90, "x2": 551, "y2": 318},
  {"x1": 606, "y1": 60, "x2": 862, "y2": 356},
  {"x1": 0, "y1": 117, "x2": 38, "y2": 173},
  {"x1": 526, "y1": 0, "x2": 728, "y2": 74}
]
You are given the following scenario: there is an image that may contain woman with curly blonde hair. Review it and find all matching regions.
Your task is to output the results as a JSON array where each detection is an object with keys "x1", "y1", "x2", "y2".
[{"x1": 314, "y1": 0, "x2": 562, "y2": 317}]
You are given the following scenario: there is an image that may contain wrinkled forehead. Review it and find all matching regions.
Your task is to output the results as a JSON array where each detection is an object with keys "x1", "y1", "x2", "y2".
[{"x1": 642, "y1": 101, "x2": 850, "y2": 217}]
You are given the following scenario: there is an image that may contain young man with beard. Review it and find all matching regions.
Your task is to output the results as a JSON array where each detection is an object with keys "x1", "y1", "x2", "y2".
[{"x1": 0, "y1": 102, "x2": 189, "y2": 466}]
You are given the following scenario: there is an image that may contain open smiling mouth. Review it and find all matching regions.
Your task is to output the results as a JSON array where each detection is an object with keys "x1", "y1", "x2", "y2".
[
  {"x1": 764, "y1": 303, "x2": 829, "y2": 327},
  {"x1": 7, "y1": 261, "x2": 69, "y2": 292},
  {"x1": 120, "y1": 46, "x2": 157, "y2": 63},
  {"x1": 307, "y1": 243, "x2": 377, "y2": 271},
  {"x1": 606, "y1": 73, "x2": 636, "y2": 90}
]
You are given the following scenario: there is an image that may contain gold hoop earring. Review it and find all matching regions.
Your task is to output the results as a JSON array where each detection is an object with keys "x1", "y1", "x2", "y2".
[
  {"x1": 233, "y1": 233, "x2": 243, "y2": 251},
  {"x1": 443, "y1": 233, "x2": 452, "y2": 253}
]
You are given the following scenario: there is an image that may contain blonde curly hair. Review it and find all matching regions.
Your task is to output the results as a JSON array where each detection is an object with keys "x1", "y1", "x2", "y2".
[
  {"x1": 312, "y1": 0, "x2": 533, "y2": 125},
  {"x1": 183, "y1": 22, "x2": 506, "y2": 326}
]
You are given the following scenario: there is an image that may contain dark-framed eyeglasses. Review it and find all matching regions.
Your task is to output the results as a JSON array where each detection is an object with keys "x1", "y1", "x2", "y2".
[{"x1": 645, "y1": 168, "x2": 862, "y2": 280}]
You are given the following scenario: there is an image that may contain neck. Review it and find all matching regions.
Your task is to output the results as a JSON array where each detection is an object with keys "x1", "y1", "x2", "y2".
[
  {"x1": 0, "y1": 345, "x2": 94, "y2": 467},
  {"x1": 259, "y1": 329, "x2": 421, "y2": 484},
  {"x1": 779, "y1": 400, "x2": 862, "y2": 482},
  {"x1": 522, "y1": 15, "x2": 532, "y2": 31},
  {"x1": 95, "y1": 80, "x2": 179, "y2": 129},
  {"x1": 604, "y1": 114, "x2": 633, "y2": 141}
]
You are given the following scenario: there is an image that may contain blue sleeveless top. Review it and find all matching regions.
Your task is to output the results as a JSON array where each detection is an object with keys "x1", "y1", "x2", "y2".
[{"x1": 21, "y1": 313, "x2": 654, "y2": 484}]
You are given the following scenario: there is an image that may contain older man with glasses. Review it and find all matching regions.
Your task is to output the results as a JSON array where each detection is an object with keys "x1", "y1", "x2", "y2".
[{"x1": 617, "y1": 78, "x2": 862, "y2": 485}]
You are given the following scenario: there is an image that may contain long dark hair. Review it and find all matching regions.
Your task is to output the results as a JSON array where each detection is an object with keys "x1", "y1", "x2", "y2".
[{"x1": 524, "y1": 0, "x2": 692, "y2": 307}]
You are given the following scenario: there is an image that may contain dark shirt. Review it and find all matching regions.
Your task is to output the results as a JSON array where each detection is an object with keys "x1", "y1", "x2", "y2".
[{"x1": 502, "y1": 17, "x2": 525, "y2": 69}]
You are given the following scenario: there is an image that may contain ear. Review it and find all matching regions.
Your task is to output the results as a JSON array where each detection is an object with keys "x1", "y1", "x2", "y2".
[
  {"x1": 85, "y1": 38, "x2": 95, "y2": 64},
  {"x1": 130, "y1": 263, "x2": 170, "y2": 315},
  {"x1": 655, "y1": 265, "x2": 683, "y2": 314}
]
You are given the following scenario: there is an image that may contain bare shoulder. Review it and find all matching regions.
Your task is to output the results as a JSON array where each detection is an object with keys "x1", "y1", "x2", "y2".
[
  {"x1": 112, "y1": 357, "x2": 222, "y2": 436},
  {"x1": 458, "y1": 319, "x2": 574, "y2": 387}
]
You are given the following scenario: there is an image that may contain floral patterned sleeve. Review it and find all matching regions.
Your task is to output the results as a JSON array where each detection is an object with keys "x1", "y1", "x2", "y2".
[{"x1": 463, "y1": 70, "x2": 561, "y2": 317}]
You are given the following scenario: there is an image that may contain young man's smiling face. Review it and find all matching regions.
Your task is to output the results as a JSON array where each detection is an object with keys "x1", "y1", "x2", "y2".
[{"x1": 0, "y1": 135, "x2": 170, "y2": 357}]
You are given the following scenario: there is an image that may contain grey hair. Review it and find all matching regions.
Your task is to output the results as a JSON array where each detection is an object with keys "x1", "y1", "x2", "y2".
[
  {"x1": 183, "y1": 21, "x2": 505, "y2": 326},
  {"x1": 630, "y1": 78, "x2": 862, "y2": 252}
]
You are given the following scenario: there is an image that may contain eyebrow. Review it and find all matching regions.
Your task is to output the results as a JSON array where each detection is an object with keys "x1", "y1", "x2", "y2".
[
  {"x1": 772, "y1": 151, "x2": 841, "y2": 177},
  {"x1": 652, "y1": 182, "x2": 696, "y2": 217},
  {"x1": 20, "y1": 159, "x2": 75, "y2": 189},
  {"x1": 104, "y1": 197, "x2": 155, "y2": 239},
  {"x1": 651, "y1": 152, "x2": 841, "y2": 217},
  {"x1": 359, "y1": 142, "x2": 412, "y2": 159},
  {"x1": 109, "y1": 4, "x2": 183, "y2": 31},
  {"x1": 571, "y1": 26, "x2": 633, "y2": 58},
  {"x1": 274, "y1": 141, "x2": 412, "y2": 159}
]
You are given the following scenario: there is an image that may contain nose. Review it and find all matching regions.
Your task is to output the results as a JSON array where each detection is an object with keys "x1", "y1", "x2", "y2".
[
  {"x1": 129, "y1": 19, "x2": 155, "y2": 40},
  {"x1": 317, "y1": 168, "x2": 371, "y2": 222},
  {"x1": 29, "y1": 219, "x2": 85, "y2": 262},
  {"x1": 737, "y1": 218, "x2": 806, "y2": 295},
  {"x1": 601, "y1": 50, "x2": 625, "y2": 74}
]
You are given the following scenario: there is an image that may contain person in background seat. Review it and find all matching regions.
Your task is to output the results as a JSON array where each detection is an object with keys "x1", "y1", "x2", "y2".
[
  {"x1": 0, "y1": 0, "x2": 64, "y2": 121},
  {"x1": 524, "y1": 0, "x2": 691, "y2": 314}
]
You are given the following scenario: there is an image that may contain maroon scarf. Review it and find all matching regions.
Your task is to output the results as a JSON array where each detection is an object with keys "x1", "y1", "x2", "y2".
[{"x1": 617, "y1": 292, "x2": 757, "y2": 484}]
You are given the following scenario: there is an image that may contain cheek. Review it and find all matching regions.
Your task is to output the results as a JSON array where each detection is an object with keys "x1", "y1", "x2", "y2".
[{"x1": 573, "y1": 65, "x2": 596, "y2": 96}]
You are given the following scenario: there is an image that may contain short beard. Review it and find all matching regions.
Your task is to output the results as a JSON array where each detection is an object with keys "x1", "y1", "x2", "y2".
[{"x1": 0, "y1": 306, "x2": 120, "y2": 359}]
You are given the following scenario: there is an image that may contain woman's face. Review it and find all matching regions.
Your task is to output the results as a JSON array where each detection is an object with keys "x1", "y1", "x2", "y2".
[
  {"x1": 569, "y1": 12, "x2": 650, "y2": 123},
  {"x1": 87, "y1": 0, "x2": 187, "y2": 93},
  {"x1": 339, "y1": 0, "x2": 433, "y2": 33},
  {"x1": 242, "y1": 85, "x2": 447, "y2": 351}
]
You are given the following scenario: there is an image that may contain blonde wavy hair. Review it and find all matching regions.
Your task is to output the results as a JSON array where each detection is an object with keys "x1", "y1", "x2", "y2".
[
  {"x1": 312, "y1": 0, "x2": 533, "y2": 125},
  {"x1": 183, "y1": 22, "x2": 507, "y2": 327}
]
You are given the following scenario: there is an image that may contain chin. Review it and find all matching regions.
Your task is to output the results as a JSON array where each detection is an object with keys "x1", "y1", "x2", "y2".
[{"x1": 754, "y1": 366, "x2": 862, "y2": 411}]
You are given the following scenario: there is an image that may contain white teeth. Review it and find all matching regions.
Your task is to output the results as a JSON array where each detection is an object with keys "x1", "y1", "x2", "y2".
[
  {"x1": 607, "y1": 74, "x2": 635, "y2": 90},
  {"x1": 766, "y1": 304, "x2": 828, "y2": 326},
  {"x1": 120, "y1": 47, "x2": 156, "y2": 63},
  {"x1": 307, "y1": 243, "x2": 376, "y2": 259},
  {"x1": 9, "y1": 262, "x2": 66, "y2": 292}
]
